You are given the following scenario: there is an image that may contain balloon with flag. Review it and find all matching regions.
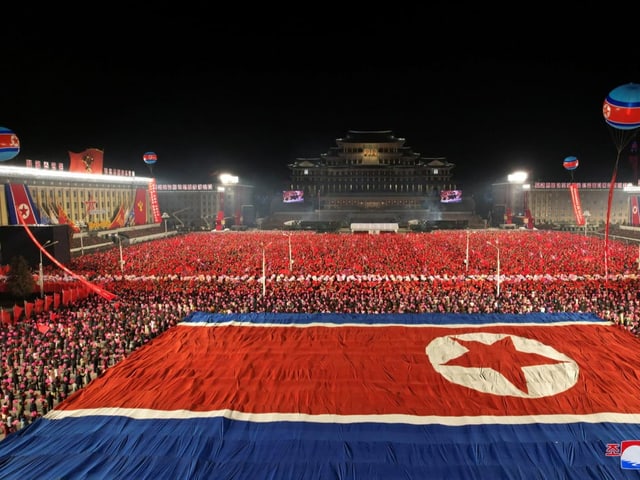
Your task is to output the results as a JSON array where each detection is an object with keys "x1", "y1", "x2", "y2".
[
  {"x1": 563, "y1": 155, "x2": 579, "y2": 177},
  {"x1": 0, "y1": 126, "x2": 20, "y2": 161},
  {"x1": 143, "y1": 151, "x2": 157, "y2": 176},
  {"x1": 602, "y1": 83, "x2": 640, "y2": 279}
]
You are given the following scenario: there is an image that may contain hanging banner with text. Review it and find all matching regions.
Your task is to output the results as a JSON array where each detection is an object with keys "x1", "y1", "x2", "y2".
[
  {"x1": 148, "y1": 178, "x2": 162, "y2": 224},
  {"x1": 569, "y1": 183, "x2": 585, "y2": 226}
]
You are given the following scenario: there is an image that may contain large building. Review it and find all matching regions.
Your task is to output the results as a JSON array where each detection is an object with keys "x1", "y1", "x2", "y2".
[
  {"x1": 156, "y1": 176, "x2": 255, "y2": 231},
  {"x1": 0, "y1": 162, "x2": 157, "y2": 231},
  {"x1": 491, "y1": 178, "x2": 639, "y2": 230},
  {"x1": 284, "y1": 130, "x2": 477, "y2": 227}
]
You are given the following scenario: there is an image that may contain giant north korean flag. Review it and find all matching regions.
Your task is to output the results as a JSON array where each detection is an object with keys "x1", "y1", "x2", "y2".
[{"x1": 1, "y1": 312, "x2": 640, "y2": 479}]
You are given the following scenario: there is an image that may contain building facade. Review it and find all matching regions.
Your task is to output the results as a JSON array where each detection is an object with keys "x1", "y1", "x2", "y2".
[
  {"x1": 491, "y1": 180, "x2": 637, "y2": 229},
  {"x1": 0, "y1": 164, "x2": 155, "y2": 231},
  {"x1": 289, "y1": 130, "x2": 456, "y2": 203},
  {"x1": 284, "y1": 130, "x2": 475, "y2": 226},
  {"x1": 156, "y1": 180, "x2": 255, "y2": 231}
]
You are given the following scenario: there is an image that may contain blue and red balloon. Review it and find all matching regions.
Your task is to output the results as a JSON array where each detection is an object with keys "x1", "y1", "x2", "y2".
[
  {"x1": 143, "y1": 152, "x2": 157, "y2": 165},
  {"x1": 0, "y1": 126, "x2": 20, "y2": 161},
  {"x1": 563, "y1": 156, "x2": 579, "y2": 171},
  {"x1": 603, "y1": 83, "x2": 640, "y2": 130}
]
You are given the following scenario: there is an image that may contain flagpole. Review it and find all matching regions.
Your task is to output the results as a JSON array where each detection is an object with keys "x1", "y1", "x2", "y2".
[{"x1": 262, "y1": 244, "x2": 266, "y2": 297}]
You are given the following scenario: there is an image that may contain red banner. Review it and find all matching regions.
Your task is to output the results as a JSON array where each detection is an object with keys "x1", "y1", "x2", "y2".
[
  {"x1": 109, "y1": 204, "x2": 126, "y2": 229},
  {"x1": 68, "y1": 148, "x2": 104, "y2": 174},
  {"x1": 148, "y1": 179, "x2": 161, "y2": 223},
  {"x1": 630, "y1": 196, "x2": 640, "y2": 226},
  {"x1": 134, "y1": 188, "x2": 148, "y2": 225},
  {"x1": 568, "y1": 183, "x2": 585, "y2": 226}
]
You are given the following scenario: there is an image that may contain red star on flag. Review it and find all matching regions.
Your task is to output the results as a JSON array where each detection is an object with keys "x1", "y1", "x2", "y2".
[{"x1": 444, "y1": 335, "x2": 564, "y2": 393}]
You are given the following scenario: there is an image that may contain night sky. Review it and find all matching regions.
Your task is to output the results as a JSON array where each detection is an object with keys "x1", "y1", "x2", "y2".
[{"x1": 4, "y1": 7, "x2": 640, "y2": 199}]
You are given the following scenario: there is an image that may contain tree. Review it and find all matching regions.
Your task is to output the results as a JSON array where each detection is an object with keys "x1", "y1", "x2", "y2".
[{"x1": 6, "y1": 256, "x2": 36, "y2": 300}]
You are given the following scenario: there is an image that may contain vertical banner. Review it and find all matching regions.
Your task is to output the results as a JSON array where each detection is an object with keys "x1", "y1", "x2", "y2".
[
  {"x1": 148, "y1": 179, "x2": 162, "y2": 224},
  {"x1": 134, "y1": 188, "x2": 148, "y2": 225},
  {"x1": 630, "y1": 196, "x2": 640, "y2": 226},
  {"x1": 5, "y1": 184, "x2": 41, "y2": 225},
  {"x1": 568, "y1": 183, "x2": 585, "y2": 226}
]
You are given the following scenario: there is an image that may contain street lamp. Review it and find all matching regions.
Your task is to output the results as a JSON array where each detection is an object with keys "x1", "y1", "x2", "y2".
[
  {"x1": 284, "y1": 232, "x2": 293, "y2": 273},
  {"x1": 77, "y1": 221, "x2": 87, "y2": 256},
  {"x1": 110, "y1": 234, "x2": 125, "y2": 273},
  {"x1": 161, "y1": 212, "x2": 170, "y2": 234},
  {"x1": 583, "y1": 210, "x2": 591, "y2": 236},
  {"x1": 465, "y1": 229, "x2": 470, "y2": 274},
  {"x1": 39, "y1": 240, "x2": 58, "y2": 297},
  {"x1": 218, "y1": 173, "x2": 238, "y2": 226},
  {"x1": 486, "y1": 240, "x2": 500, "y2": 298},
  {"x1": 261, "y1": 242, "x2": 267, "y2": 297},
  {"x1": 507, "y1": 171, "x2": 528, "y2": 219}
]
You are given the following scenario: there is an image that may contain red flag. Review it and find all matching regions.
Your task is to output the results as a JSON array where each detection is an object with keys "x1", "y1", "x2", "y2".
[
  {"x1": 504, "y1": 207, "x2": 512, "y2": 225},
  {"x1": 35, "y1": 298, "x2": 44, "y2": 314},
  {"x1": 53, "y1": 292, "x2": 61, "y2": 310},
  {"x1": 44, "y1": 295, "x2": 53, "y2": 312},
  {"x1": 12, "y1": 304, "x2": 23, "y2": 323},
  {"x1": 109, "y1": 204, "x2": 126, "y2": 229},
  {"x1": 37, "y1": 323, "x2": 50, "y2": 334},
  {"x1": 134, "y1": 188, "x2": 148, "y2": 225},
  {"x1": 62, "y1": 290, "x2": 70, "y2": 306},
  {"x1": 0, "y1": 310, "x2": 11, "y2": 325},
  {"x1": 57, "y1": 204, "x2": 80, "y2": 233},
  {"x1": 68, "y1": 148, "x2": 104, "y2": 174},
  {"x1": 216, "y1": 211, "x2": 225, "y2": 231},
  {"x1": 24, "y1": 301, "x2": 33, "y2": 319}
]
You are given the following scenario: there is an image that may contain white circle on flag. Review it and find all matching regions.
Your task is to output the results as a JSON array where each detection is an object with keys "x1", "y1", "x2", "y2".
[
  {"x1": 426, "y1": 332, "x2": 579, "y2": 398},
  {"x1": 18, "y1": 203, "x2": 30, "y2": 219}
]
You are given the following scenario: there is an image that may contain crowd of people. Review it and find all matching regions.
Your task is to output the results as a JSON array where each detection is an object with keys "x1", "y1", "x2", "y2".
[{"x1": 1, "y1": 229, "x2": 639, "y2": 438}]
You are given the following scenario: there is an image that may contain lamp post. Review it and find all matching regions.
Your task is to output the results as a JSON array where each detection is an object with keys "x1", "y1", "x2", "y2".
[
  {"x1": 583, "y1": 210, "x2": 591, "y2": 236},
  {"x1": 111, "y1": 234, "x2": 124, "y2": 273},
  {"x1": 261, "y1": 242, "x2": 267, "y2": 297},
  {"x1": 284, "y1": 232, "x2": 293, "y2": 273},
  {"x1": 493, "y1": 171, "x2": 528, "y2": 226},
  {"x1": 118, "y1": 236, "x2": 124, "y2": 273},
  {"x1": 39, "y1": 240, "x2": 58, "y2": 297},
  {"x1": 218, "y1": 173, "x2": 238, "y2": 228},
  {"x1": 465, "y1": 229, "x2": 470, "y2": 274},
  {"x1": 507, "y1": 171, "x2": 528, "y2": 223},
  {"x1": 77, "y1": 222, "x2": 87, "y2": 256},
  {"x1": 161, "y1": 212, "x2": 170, "y2": 234},
  {"x1": 486, "y1": 240, "x2": 500, "y2": 298}
]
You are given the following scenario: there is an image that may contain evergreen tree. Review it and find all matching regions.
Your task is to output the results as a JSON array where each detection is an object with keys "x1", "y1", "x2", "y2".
[{"x1": 6, "y1": 256, "x2": 36, "y2": 300}]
